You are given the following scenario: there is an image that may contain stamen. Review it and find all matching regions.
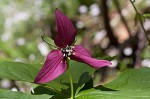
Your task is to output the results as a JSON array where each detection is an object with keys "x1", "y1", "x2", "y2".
[{"x1": 61, "y1": 45, "x2": 73, "y2": 57}]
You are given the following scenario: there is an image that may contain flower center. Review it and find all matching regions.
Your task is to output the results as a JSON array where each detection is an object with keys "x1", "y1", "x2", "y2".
[{"x1": 61, "y1": 45, "x2": 73, "y2": 57}]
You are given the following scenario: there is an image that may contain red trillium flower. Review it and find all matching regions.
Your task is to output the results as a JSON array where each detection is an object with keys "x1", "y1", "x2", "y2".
[{"x1": 34, "y1": 9, "x2": 112, "y2": 84}]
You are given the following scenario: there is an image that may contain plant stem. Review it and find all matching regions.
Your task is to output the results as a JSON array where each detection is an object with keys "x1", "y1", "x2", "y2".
[
  {"x1": 129, "y1": 0, "x2": 150, "y2": 45},
  {"x1": 68, "y1": 68, "x2": 74, "y2": 99}
]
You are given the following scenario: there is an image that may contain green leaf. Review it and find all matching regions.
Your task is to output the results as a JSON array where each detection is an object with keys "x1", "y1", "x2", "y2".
[
  {"x1": 0, "y1": 89, "x2": 51, "y2": 99},
  {"x1": 75, "y1": 67, "x2": 150, "y2": 99},
  {"x1": 75, "y1": 88, "x2": 150, "y2": 99},
  {"x1": 34, "y1": 86, "x2": 67, "y2": 99},
  {"x1": 41, "y1": 35, "x2": 57, "y2": 49},
  {"x1": 0, "y1": 61, "x2": 39, "y2": 82},
  {"x1": 0, "y1": 60, "x2": 95, "y2": 97},
  {"x1": 104, "y1": 67, "x2": 150, "y2": 91},
  {"x1": 35, "y1": 60, "x2": 95, "y2": 97}
]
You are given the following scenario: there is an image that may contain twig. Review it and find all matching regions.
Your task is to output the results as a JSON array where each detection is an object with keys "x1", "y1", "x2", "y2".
[{"x1": 129, "y1": 0, "x2": 150, "y2": 45}]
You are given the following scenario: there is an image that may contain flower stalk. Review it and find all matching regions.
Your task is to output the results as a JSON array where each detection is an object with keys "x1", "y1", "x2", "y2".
[
  {"x1": 67, "y1": 59, "x2": 74, "y2": 99},
  {"x1": 68, "y1": 68, "x2": 74, "y2": 99}
]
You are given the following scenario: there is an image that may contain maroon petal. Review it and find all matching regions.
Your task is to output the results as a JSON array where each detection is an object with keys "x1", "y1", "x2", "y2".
[
  {"x1": 34, "y1": 50, "x2": 67, "y2": 84},
  {"x1": 54, "y1": 9, "x2": 77, "y2": 48},
  {"x1": 72, "y1": 45, "x2": 91, "y2": 57},
  {"x1": 71, "y1": 45, "x2": 112, "y2": 69}
]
